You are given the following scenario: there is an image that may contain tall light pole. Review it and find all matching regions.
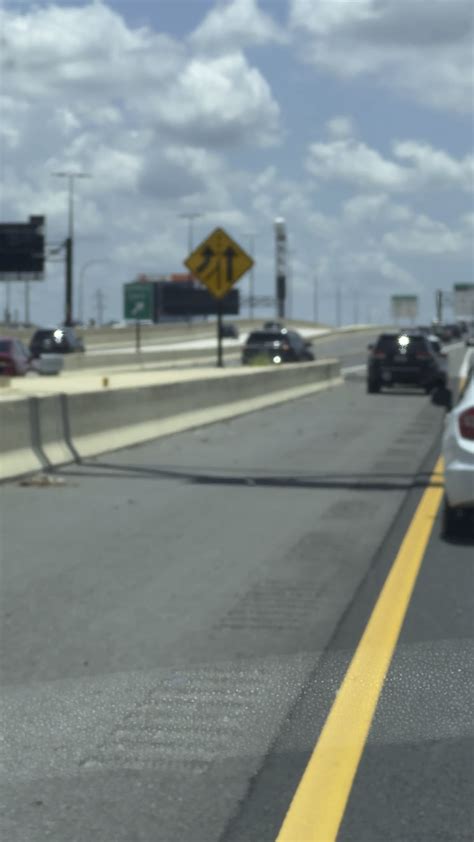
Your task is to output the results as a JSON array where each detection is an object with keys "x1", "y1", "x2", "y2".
[
  {"x1": 53, "y1": 171, "x2": 90, "y2": 325},
  {"x1": 313, "y1": 275, "x2": 319, "y2": 324},
  {"x1": 244, "y1": 233, "x2": 256, "y2": 320},
  {"x1": 336, "y1": 278, "x2": 342, "y2": 327},
  {"x1": 179, "y1": 212, "x2": 202, "y2": 255},
  {"x1": 79, "y1": 259, "x2": 110, "y2": 324}
]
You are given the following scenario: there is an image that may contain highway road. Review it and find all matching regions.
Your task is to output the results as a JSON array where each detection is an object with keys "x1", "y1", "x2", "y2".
[{"x1": 1, "y1": 340, "x2": 472, "y2": 841}]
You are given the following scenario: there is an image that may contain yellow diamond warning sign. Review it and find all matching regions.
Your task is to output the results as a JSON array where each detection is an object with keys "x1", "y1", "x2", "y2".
[{"x1": 184, "y1": 228, "x2": 253, "y2": 299}]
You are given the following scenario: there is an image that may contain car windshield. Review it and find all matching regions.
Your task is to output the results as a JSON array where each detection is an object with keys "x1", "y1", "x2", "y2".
[
  {"x1": 247, "y1": 331, "x2": 282, "y2": 343},
  {"x1": 1, "y1": 3, "x2": 472, "y2": 842}
]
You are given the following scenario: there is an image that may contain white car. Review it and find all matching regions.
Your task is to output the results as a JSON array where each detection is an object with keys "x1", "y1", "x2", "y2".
[{"x1": 441, "y1": 360, "x2": 474, "y2": 535}]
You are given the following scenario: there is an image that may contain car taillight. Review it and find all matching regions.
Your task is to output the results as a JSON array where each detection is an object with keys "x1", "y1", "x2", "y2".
[
  {"x1": 415, "y1": 352, "x2": 431, "y2": 360},
  {"x1": 282, "y1": 342, "x2": 290, "y2": 351},
  {"x1": 459, "y1": 407, "x2": 474, "y2": 440},
  {"x1": 373, "y1": 351, "x2": 386, "y2": 359}
]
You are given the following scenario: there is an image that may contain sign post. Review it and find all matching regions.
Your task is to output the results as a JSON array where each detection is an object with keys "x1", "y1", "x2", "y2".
[
  {"x1": 184, "y1": 227, "x2": 253, "y2": 367},
  {"x1": 124, "y1": 283, "x2": 153, "y2": 353}
]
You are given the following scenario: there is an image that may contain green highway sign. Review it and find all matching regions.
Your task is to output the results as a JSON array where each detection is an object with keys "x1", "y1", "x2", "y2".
[{"x1": 124, "y1": 283, "x2": 153, "y2": 320}]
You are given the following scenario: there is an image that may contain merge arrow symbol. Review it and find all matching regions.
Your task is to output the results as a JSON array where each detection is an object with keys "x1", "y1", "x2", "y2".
[
  {"x1": 197, "y1": 246, "x2": 215, "y2": 275},
  {"x1": 224, "y1": 246, "x2": 237, "y2": 283}
]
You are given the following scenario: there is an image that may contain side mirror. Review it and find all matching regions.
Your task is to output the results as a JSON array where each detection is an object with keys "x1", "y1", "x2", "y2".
[
  {"x1": 304, "y1": 339, "x2": 313, "y2": 348},
  {"x1": 431, "y1": 384, "x2": 452, "y2": 410},
  {"x1": 367, "y1": 343, "x2": 374, "y2": 351}
]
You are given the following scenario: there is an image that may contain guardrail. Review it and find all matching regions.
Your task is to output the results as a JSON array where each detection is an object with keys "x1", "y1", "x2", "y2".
[{"x1": 0, "y1": 360, "x2": 340, "y2": 481}]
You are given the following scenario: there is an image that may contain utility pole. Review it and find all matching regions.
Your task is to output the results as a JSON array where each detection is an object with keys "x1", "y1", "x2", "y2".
[
  {"x1": 435, "y1": 289, "x2": 443, "y2": 323},
  {"x1": 244, "y1": 233, "x2": 256, "y2": 320},
  {"x1": 179, "y1": 212, "x2": 202, "y2": 254},
  {"x1": 53, "y1": 171, "x2": 90, "y2": 326},
  {"x1": 95, "y1": 288, "x2": 105, "y2": 326},
  {"x1": 313, "y1": 275, "x2": 319, "y2": 324},
  {"x1": 336, "y1": 279, "x2": 342, "y2": 327},
  {"x1": 79, "y1": 259, "x2": 110, "y2": 323},
  {"x1": 24, "y1": 281, "x2": 30, "y2": 325},
  {"x1": 353, "y1": 285, "x2": 359, "y2": 325}
]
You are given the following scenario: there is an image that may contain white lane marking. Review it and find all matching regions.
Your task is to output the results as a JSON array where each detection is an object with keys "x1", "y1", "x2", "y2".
[{"x1": 342, "y1": 364, "x2": 366, "y2": 375}]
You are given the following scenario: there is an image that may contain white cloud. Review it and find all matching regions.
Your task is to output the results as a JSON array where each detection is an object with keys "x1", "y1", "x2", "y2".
[
  {"x1": 325, "y1": 116, "x2": 355, "y2": 139},
  {"x1": 190, "y1": 0, "x2": 287, "y2": 52},
  {"x1": 306, "y1": 131, "x2": 474, "y2": 193},
  {"x1": 0, "y1": 4, "x2": 280, "y2": 150},
  {"x1": 383, "y1": 213, "x2": 470, "y2": 256},
  {"x1": 290, "y1": 0, "x2": 473, "y2": 112},
  {"x1": 139, "y1": 53, "x2": 280, "y2": 147}
]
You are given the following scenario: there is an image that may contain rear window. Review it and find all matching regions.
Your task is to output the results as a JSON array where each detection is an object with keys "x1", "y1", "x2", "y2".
[
  {"x1": 32, "y1": 330, "x2": 54, "y2": 341},
  {"x1": 0, "y1": 340, "x2": 12, "y2": 352},
  {"x1": 247, "y1": 331, "x2": 282, "y2": 343},
  {"x1": 375, "y1": 334, "x2": 429, "y2": 353}
]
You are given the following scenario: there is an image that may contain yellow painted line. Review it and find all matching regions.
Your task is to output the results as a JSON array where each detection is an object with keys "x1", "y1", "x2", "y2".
[{"x1": 276, "y1": 457, "x2": 444, "y2": 842}]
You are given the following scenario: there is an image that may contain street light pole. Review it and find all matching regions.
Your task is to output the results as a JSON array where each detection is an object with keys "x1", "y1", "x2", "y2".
[
  {"x1": 53, "y1": 171, "x2": 90, "y2": 326},
  {"x1": 336, "y1": 278, "x2": 342, "y2": 327},
  {"x1": 313, "y1": 275, "x2": 319, "y2": 324},
  {"x1": 244, "y1": 233, "x2": 256, "y2": 320},
  {"x1": 179, "y1": 212, "x2": 202, "y2": 254},
  {"x1": 79, "y1": 259, "x2": 110, "y2": 324}
]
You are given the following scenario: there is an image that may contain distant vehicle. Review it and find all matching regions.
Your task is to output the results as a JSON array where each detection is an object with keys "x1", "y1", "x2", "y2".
[
  {"x1": 262, "y1": 321, "x2": 284, "y2": 331},
  {"x1": 29, "y1": 327, "x2": 85, "y2": 358},
  {"x1": 0, "y1": 337, "x2": 34, "y2": 376},
  {"x1": 242, "y1": 329, "x2": 314, "y2": 365},
  {"x1": 434, "y1": 362, "x2": 474, "y2": 536},
  {"x1": 219, "y1": 323, "x2": 239, "y2": 339},
  {"x1": 465, "y1": 324, "x2": 474, "y2": 346},
  {"x1": 367, "y1": 332, "x2": 446, "y2": 394}
]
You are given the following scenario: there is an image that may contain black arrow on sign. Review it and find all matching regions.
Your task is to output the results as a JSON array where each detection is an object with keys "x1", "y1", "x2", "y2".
[
  {"x1": 197, "y1": 246, "x2": 215, "y2": 275},
  {"x1": 224, "y1": 246, "x2": 238, "y2": 283}
]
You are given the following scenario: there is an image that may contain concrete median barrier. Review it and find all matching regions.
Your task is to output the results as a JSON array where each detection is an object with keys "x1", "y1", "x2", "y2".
[
  {"x1": 0, "y1": 398, "x2": 43, "y2": 480},
  {"x1": 1, "y1": 360, "x2": 340, "y2": 480}
]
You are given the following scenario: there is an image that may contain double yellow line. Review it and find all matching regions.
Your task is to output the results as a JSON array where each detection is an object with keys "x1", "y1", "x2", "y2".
[{"x1": 276, "y1": 458, "x2": 444, "y2": 842}]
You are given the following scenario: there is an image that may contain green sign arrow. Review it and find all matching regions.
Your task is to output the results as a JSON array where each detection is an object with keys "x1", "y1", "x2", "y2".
[{"x1": 124, "y1": 283, "x2": 153, "y2": 321}]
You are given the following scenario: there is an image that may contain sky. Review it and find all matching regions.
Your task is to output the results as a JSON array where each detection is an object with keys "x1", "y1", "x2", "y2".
[{"x1": 0, "y1": 0, "x2": 473, "y2": 326}]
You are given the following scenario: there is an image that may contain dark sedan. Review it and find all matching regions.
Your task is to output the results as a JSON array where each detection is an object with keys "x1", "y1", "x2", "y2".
[
  {"x1": 30, "y1": 327, "x2": 85, "y2": 358},
  {"x1": 242, "y1": 329, "x2": 314, "y2": 365}
]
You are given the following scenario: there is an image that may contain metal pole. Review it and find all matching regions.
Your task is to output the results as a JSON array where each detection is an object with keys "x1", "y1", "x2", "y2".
[
  {"x1": 336, "y1": 280, "x2": 342, "y2": 327},
  {"x1": 5, "y1": 282, "x2": 11, "y2": 324},
  {"x1": 135, "y1": 319, "x2": 141, "y2": 354},
  {"x1": 246, "y1": 234, "x2": 255, "y2": 321},
  {"x1": 24, "y1": 281, "x2": 30, "y2": 325},
  {"x1": 216, "y1": 298, "x2": 223, "y2": 367},
  {"x1": 53, "y1": 171, "x2": 90, "y2": 326},
  {"x1": 313, "y1": 275, "x2": 318, "y2": 324}
]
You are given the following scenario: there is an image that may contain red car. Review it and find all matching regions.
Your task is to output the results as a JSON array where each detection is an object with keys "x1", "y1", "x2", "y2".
[{"x1": 0, "y1": 337, "x2": 34, "y2": 376}]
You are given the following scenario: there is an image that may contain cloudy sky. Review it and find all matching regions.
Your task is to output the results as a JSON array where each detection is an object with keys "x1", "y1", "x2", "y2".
[{"x1": 1, "y1": 0, "x2": 473, "y2": 325}]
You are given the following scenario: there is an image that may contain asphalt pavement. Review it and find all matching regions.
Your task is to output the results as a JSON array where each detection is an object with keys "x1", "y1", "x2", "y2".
[{"x1": 1, "y1": 339, "x2": 472, "y2": 841}]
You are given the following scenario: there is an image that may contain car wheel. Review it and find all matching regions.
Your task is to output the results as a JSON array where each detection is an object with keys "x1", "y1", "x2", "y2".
[{"x1": 367, "y1": 379, "x2": 380, "y2": 394}]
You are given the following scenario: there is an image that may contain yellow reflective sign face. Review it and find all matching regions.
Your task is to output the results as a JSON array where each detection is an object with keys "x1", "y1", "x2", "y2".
[{"x1": 184, "y1": 228, "x2": 253, "y2": 299}]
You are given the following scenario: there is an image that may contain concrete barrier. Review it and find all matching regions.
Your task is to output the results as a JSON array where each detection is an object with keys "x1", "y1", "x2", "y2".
[
  {"x1": 0, "y1": 397, "x2": 43, "y2": 480},
  {"x1": 0, "y1": 360, "x2": 340, "y2": 480}
]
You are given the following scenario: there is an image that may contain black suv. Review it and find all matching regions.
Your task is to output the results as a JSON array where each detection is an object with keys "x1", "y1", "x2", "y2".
[
  {"x1": 30, "y1": 327, "x2": 85, "y2": 358},
  {"x1": 242, "y1": 329, "x2": 314, "y2": 365},
  {"x1": 367, "y1": 333, "x2": 446, "y2": 393}
]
